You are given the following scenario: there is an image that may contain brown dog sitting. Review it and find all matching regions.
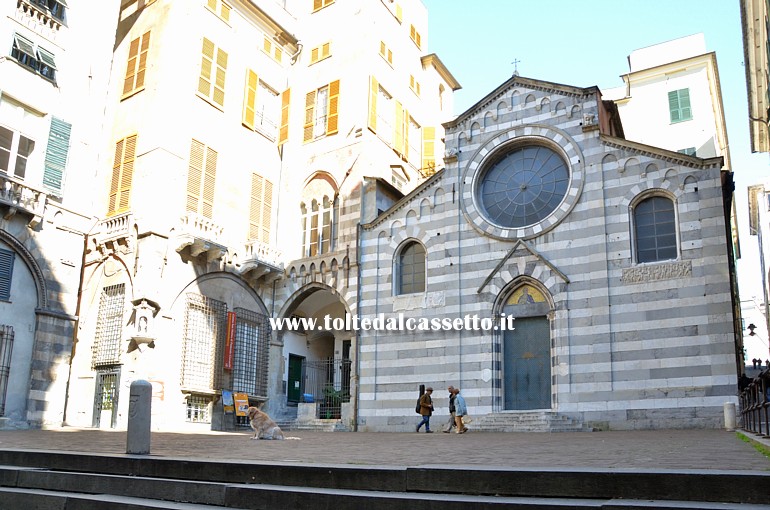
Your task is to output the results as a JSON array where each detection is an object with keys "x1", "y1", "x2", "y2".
[{"x1": 247, "y1": 406, "x2": 285, "y2": 440}]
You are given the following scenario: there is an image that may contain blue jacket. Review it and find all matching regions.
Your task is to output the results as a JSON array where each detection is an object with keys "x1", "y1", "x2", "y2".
[{"x1": 454, "y1": 393, "x2": 467, "y2": 416}]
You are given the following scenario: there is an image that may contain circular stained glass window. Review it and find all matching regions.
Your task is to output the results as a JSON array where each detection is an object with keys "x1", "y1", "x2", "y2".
[{"x1": 478, "y1": 145, "x2": 569, "y2": 228}]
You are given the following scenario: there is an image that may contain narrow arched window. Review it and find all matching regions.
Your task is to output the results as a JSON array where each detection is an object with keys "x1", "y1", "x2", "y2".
[
  {"x1": 634, "y1": 196, "x2": 677, "y2": 263},
  {"x1": 397, "y1": 241, "x2": 425, "y2": 295}
]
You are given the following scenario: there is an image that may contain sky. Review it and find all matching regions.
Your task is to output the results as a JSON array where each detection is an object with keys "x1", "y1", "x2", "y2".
[{"x1": 422, "y1": 0, "x2": 770, "y2": 309}]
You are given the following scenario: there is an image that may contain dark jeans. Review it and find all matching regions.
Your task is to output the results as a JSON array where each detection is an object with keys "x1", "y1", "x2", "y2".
[{"x1": 417, "y1": 415, "x2": 431, "y2": 431}]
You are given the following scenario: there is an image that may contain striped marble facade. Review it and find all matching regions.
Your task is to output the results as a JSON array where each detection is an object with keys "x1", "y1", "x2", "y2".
[{"x1": 356, "y1": 76, "x2": 737, "y2": 431}]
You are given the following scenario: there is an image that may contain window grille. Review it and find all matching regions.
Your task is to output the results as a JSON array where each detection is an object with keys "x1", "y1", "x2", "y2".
[
  {"x1": 186, "y1": 394, "x2": 211, "y2": 423},
  {"x1": 92, "y1": 284, "x2": 125, "y2": 369},
  {"x1": 92, "y1": 367, "x2": 120, "y2": 428},
  {"x1": 181, "y1": 293, "x2": 226, "y2": 391},
  {"x1": 232, "y1": 307, "x2": 270, "y2": 397},
  {"x1": 0, "y1": 325, "x2": 14, "y2": 416}
]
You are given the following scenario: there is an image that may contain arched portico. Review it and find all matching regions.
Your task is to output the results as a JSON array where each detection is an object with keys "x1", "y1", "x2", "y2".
[{"x1": 279, "y1": 283, "x2": 353, "y2": 422}]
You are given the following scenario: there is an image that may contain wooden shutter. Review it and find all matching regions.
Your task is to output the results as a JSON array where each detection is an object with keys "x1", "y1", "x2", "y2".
[
  {"x1": 0, "y1": 248, "x2": 14, "y2": 301},
  {"x1": 249, "y1": 173, "x2": 262, "y2": 240},
  {"x1": 220, "y1": 1, "x2": 231, "y2": 22},
  {"x1": 108, "y1": 138, "x2": 123, "y2": 214},
  {"x1": 43, "y1": 117, "x2": 72, "y2": 194},
  {"x1": 123, "y1": 31, "x2": 150, "y2": 96},
  {"x1": 321, "y1": 42, "x2": 330, "y2": 59},
  {"x1": 668, "y1": 90, "x2": 679, "y2": 122},
  {"x1": 422, "y1": 127, "x2": 435, "y2": 175},
  {"x1": 135, "y1": 32, "x2": 150, "y2": 90},
  {"x1": 313, "y1": 0, "x2": 323, "y2": 11},
  {"x1": 278, "y1": 88, "x2": 290, "y2": 145},
  {"x1": 326, "y1": 79, "x2": 339, "y2": 135},
  {"x1": 368, "y1": 76, "x2": 378, "y2": 133},
  {"x1": 249, "y1": 174, "x2": 273, "y2": 242},
  {"x1": 403, "y1": 110, "x2": 409, "y2": 160},
  {"x1": 262, "y1": 179, "x2": 272, "y2": 243},
  {"x1": 108, "y1": 135, "x2": 135, "y2": 216},
  {"x1": 243, "y1": 69, "x2": 258, "y2": 129},
  {"x1": 198, "y1": 38, "x2": 215, "y2": 97},
  {"x1": 118, "y1": 135, "x2": 136, "y2": 213},
  {"x1": 187, "y1": 140, "x2": 204, "y2": 214},
  {"x1": 213, "y1": 47, "x2": 227, "y2": 107},
  {"x1": 202, "y1": 146, "x2": 217, "y2": 218},
  {"x1": 207, "y1": 0, "x2": 217, "y2": 10},
  {"x1": 304, "y1": 89, "x2": 316, "y2": 142},
  {"x1": 394, "y1": 101, "x2": 404, "y2": 156},
  {"x1": 310, "y1": 46, "x2": 319, "y2": 64}
]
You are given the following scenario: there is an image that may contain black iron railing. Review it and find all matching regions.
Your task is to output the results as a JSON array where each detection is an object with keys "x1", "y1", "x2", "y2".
[
  {"x1": 301, "y1": 358, "x2": 351, "y2": 419},
  {"x1": 740, "y1": 369, "x2": 770, "y2": 437}
]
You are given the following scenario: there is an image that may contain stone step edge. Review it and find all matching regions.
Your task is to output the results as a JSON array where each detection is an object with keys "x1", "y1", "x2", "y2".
[{"x1": 2, "y1": 474, "x2": 761, "y2": 510}]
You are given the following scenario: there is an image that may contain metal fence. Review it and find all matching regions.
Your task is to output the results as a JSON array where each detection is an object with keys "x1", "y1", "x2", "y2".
[
  {"x1": 740, "y1": 369, "x2": 770, "y2": 437},
  {"x1": 0, "y1": 325, "x2": 13, "y2": 416},
  {"x1": 301, "y1": 358, "x2": 351, "y2": 419}
]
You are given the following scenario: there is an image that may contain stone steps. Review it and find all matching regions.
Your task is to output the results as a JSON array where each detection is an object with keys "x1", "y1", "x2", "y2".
[
  {"x1": 471, "y1": 411, "x2": 592, "y2": 432},
  {"x1": 1, "y1": 449, "x2": 769, "y2": 509},
  {"x1": 0, "y1": 457, "x2": 770, "y2": 510}
]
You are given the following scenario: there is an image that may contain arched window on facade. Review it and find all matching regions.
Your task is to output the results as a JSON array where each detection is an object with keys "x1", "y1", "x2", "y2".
[
  {"x1": 633, "y1": 195, "x2": 677, "y2": 263},
  {"x1": 395, "y1": 240, "x2": 425, "y2": 295},
  {"x1": 300, "y1": 175, "x2": 338, "y2": 257}
]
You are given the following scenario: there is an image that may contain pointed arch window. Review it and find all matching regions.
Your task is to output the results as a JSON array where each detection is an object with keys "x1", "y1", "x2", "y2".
[
  {"x1": 633, "y1": 195, "x2": 677, "y2": 263},
  {"x1": 396, "y1": 241, "x2": 425, "y2": 295},
  {"x1": 300, "y1": 194, "x2": 337, "y2": 257}
]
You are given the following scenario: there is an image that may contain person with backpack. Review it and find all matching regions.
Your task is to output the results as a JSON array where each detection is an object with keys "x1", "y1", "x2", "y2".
[{"x1": 416, "y1": 387, "x2": 434, "y2": 433}]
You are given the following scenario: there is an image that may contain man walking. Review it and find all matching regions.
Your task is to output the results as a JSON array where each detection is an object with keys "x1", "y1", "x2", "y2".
[{"x1": 416, "y1": 387, "x2": 434, "y2": 433}]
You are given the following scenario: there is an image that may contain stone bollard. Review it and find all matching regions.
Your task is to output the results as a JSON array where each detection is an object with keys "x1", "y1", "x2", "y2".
[
  {"x1": 127, "y1": 379, "x2": 152, "y2": 454},
  {"x1": 723, "y1": 402, "x2": 736, "y2": 431}
]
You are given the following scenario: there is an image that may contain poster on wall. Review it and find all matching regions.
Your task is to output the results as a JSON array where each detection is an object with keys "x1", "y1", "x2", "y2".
[
  {"x1": 222, "y1": 390, "x2": 235, "y2": 415},
  {"x1": 234, "y1": 392, "x2": 249, "y2": 416},
  {"x1": 224, "y1": 312, "x2": 236, "y2": 370}
]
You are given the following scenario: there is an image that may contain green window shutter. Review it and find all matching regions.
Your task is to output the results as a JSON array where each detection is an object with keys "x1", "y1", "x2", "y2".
[
  {"x1": 0, "y1": 248, "x2": 15, "y2": 301},
  {"x1": 668, "y1": 89, "x2": 692, "y2": 123},
  {"x1": 678, "y1": 89, "x2": 691, "y2": 120},
  {"x1": 43, "y1": 117, "x2": 72, "y2": 195}
]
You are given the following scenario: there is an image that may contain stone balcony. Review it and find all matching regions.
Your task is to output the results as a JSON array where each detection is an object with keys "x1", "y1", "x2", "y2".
[
  {"x1": 0, "y1": 173, "x2": 46, "y2": 227},
  {"x1": 174, "y1": 212, "x2": 227, "y2": 262},
  {"x1": 17, "y1": 0, "x2": 65, "y2": 32},
  {"x1": 91, "y1": 212, "x2": 133, "y2": 255},
  {"x1": 234, "y1": 239, "x2": 283, "y2": 283}
]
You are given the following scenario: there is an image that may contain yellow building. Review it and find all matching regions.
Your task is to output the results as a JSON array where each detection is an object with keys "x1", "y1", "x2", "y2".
[{"x1": 63, "y1": 0, "x2": 459, "y2": 431}]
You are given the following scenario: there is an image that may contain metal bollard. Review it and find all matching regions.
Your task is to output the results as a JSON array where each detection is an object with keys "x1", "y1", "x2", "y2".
[
  {"x1": 126, "y1": 379, "x2": 152, "y2": 454},
  {"x1": 723, "y1": 402, "x2": 736, "y2": 431}
]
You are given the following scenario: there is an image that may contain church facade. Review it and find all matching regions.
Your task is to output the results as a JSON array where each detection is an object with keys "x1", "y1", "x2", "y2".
[{"x1": 357, "y1": 76, "x2": 738, "y2": 431}]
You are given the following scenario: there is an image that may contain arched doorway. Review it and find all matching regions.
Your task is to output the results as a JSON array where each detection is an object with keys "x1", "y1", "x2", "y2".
[
  {"x1": 501, "y1": 282, "x2": 552, "y2": 410},
  {"x1": 280, "y1": 284, "x2": 352, "y2": 421}
]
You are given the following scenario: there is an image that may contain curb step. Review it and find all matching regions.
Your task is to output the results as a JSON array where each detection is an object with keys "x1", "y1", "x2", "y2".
[
  {"x1": 3, "y1": 476, "x2": 769, "y2": 510},
  {"x1": 0, "y1": 486, "x2": 231, "y2": 509}
]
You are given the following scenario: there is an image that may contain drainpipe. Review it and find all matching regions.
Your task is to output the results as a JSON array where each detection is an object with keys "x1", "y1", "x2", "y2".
[
  {"x1": 354, "y1": 221, "x2": 362, "y2": 431},
  {"x1": 62, "y1": 222, "x2": 96, "y2": 425}
]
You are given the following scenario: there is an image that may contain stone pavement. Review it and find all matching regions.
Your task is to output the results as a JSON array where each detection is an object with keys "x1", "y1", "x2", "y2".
[{"x1": 0, "y1": 427, "x2": 768, "y2": 470}]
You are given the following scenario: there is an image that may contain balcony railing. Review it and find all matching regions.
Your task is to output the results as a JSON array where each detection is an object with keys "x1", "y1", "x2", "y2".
[
  {"x1": 91, "y1": 212, "x2": 133, "y2": 254},
  {"x1": 17, "y1": 0, "x2": 64, "y2": 31},
  {"x1": 174, "y1": 212, "x2": 227, "y2": 261},
  {"x1": 0, "y1": 173, "x2": 46, "y2": 227},
  {"x1": 236, "y1": 239, "x2": 283, "y2": 281}
]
